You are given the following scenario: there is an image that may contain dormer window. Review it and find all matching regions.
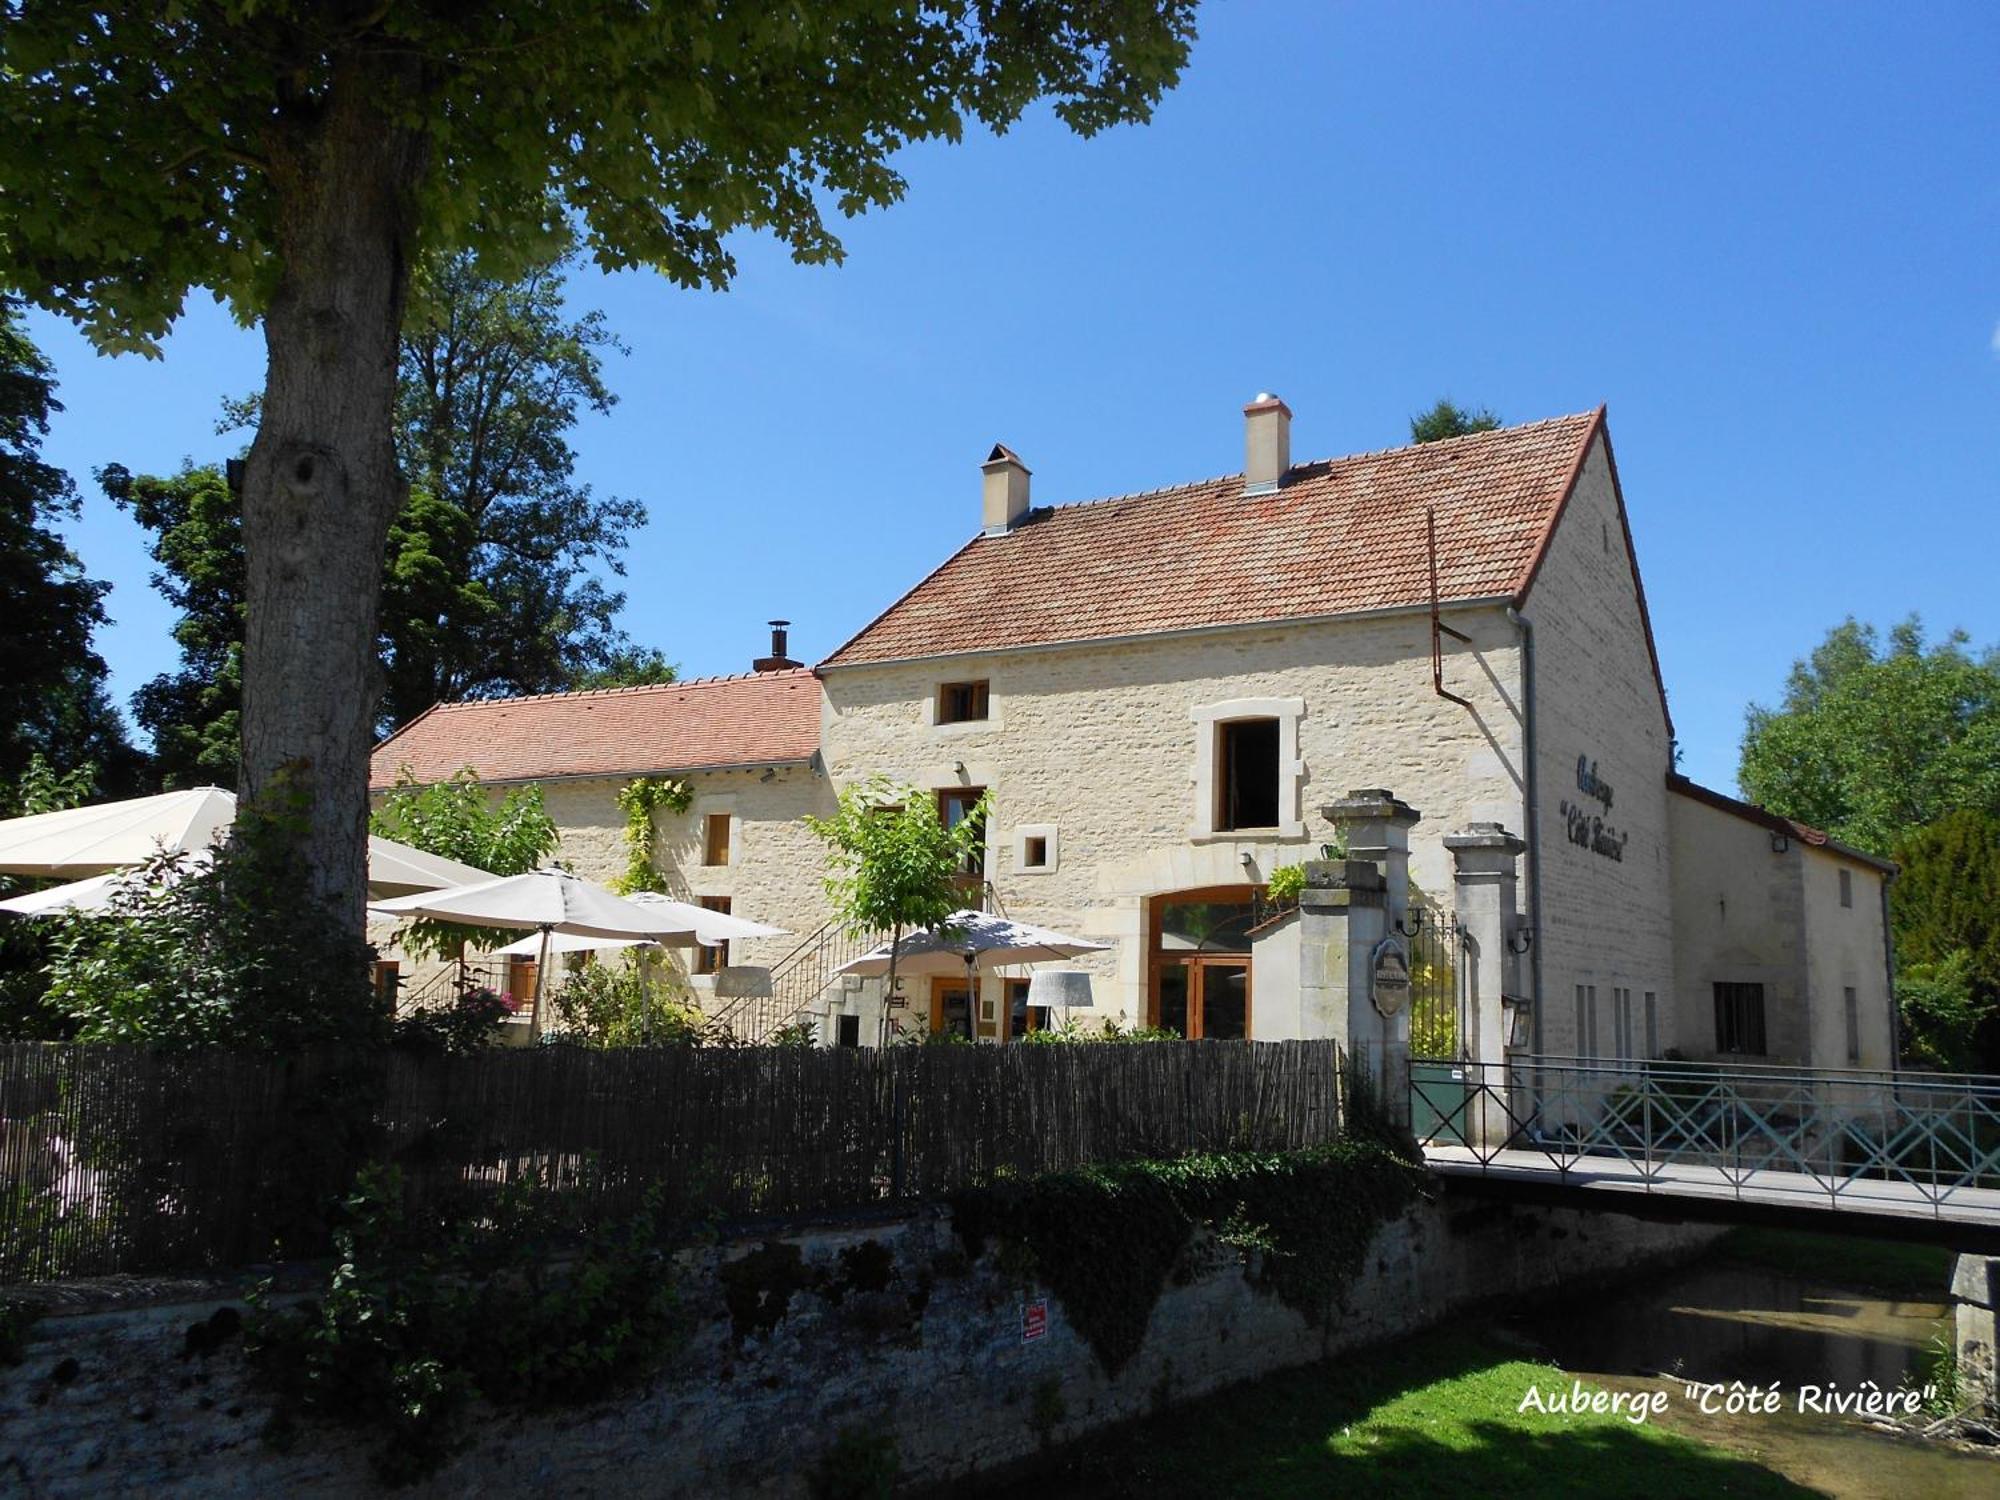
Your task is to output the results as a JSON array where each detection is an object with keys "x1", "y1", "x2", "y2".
[{"x1": 938, "y1": 680, "x2": 990, "y2": 724}]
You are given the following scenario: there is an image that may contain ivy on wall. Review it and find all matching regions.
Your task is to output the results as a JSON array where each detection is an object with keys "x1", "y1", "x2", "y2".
[
  {"x1": 613, "y1": 776, "x2": 693, "y2": 894},
  {"x1": 952, "y1": 1140, "x2": 1426, "y2": 1375}
]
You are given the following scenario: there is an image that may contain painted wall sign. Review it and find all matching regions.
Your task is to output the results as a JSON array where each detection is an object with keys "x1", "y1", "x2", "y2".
[
  {"x1": 1574, "y1": 755, "x2": 1615, "y2": 812},
  {"x1": 1022, "y1": 1298, "x2": 1048, "y2": 1343},
  {"x1": 1560, "y1": 753, "x2": 1627, "y2": 861},
  {"x1": 1371, "y1": 938, "x2": 1411, "y2": 1018},
  {"x1": 1559, "y1": 798, "x2": 1628, "y2": 861}
]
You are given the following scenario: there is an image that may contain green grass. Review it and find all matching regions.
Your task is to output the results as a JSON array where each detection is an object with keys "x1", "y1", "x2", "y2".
[
  {"x1": 1004, "y1": 1330, "x2": 1810, "y2": 1499},
  {"x1": 1715, "y1": 1226, "x2": 1952, "y2": 1296}
]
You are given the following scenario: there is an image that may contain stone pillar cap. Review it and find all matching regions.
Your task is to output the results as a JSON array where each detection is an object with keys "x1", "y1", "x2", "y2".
[
  {"x1": 1322, "y1": 790, "x2": 1421, "y2": 827},
  {"x1": 1443, "y1": 822, "x2": 1526, "y2": 855}
]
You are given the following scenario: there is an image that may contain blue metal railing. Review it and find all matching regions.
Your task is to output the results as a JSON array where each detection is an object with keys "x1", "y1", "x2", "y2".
[{"x1": 1413, "y1": 1054, "x2": 2000, "y2": 1215}]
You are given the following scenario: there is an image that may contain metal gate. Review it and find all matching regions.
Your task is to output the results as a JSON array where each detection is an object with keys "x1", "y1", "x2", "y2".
[{"x1": 1406, "y1": 903, "x2": 1464, "y2": 1061}]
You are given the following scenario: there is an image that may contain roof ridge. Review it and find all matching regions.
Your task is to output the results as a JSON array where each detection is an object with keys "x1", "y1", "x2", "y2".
[
  {"x1": 995, "y1": 409, "x2": 1603, "y2": 526},
  {"x1": 420, "y1": 666, "x2": 813, "y2": 714}
]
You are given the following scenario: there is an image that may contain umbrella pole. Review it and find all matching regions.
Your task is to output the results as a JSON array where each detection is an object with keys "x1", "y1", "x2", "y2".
[
  {"x1": 965, "y1": 952, "x2": 977, "y2": 1042},
  {"x1": 528, "y1": 924, "x2": 552, "y2": 1042}
]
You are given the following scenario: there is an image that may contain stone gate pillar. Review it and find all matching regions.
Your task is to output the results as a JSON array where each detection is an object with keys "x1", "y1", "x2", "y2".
[
  {"x1": 1297, "y1": 858, "x2": 1393, "y2": 1116},
  {"x1": 1444, "y1": 823, "x2": 1526, "y2": 1150},
  {"x1": 1443, "y1": 822, "x2": 1525, "y2": 1068},
  {"x1": 1318, "y1": 791, "x2": 1421, "y2": 1124},
  {"x1": 1953, "y1": 1255, "x2": 1998, "y2": 1415}
]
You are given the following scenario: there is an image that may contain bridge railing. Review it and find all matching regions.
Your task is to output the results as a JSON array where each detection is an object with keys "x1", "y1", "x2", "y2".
[{"x1": 1412, "y1": 1054, "x2": 2000, "y2": 1212}]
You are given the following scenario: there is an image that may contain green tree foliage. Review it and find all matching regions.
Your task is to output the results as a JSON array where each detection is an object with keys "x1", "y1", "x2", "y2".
[
  {"x1": 1738, "y1": 618, "x2": 2000, "y2": 856},
  {"x1": 807, "y1": 776, "x2": 991, "y2": 1041},
  {"x1": 0, "y1": 303, "x2": 135, "y2": 795},
  {"x1": 1891, "y1": 810, "x2": 2000, "y2": 1069},
  {"x1": 0, "y1": 753, "x2": 102, "y2": 1038},
  {"x1": 549, "y1": 960, "x2": 708, "y2": 1048},
  {"x1": 369, "y1": 768, "x2": 560, "y2": 959},
  {"x1": 0, "y1": 1, "x2": 1198, "y2": 939},
  {"x1": 1409, "y1": 399, "x2": 1501, "y2": 444},
  {"x1": 99, "y1": 463, "x2": 244, "y2": 787},
  {"x1": 222, "y1": 250, "x2": 674, "y2": 725},
  {"x1": 1894, "y1": 952, "x2": 1991, "y2": 1073},
  {"x1": 42, "y1": 831, "x2": 376, "y2": 1048},
  {"x1": 120, "y1": 253, "x2": 676, "y2": 783}
]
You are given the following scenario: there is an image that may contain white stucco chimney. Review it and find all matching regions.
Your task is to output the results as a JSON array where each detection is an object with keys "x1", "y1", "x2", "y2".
[
  {"x1": 981, "y1": 443, "x2": 1031, "y2": 534},
  {"x1": 1243, "y1": 392, "x2": 1291, "y2": 496}
]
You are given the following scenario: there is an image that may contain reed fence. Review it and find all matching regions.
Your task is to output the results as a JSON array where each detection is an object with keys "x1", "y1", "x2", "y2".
[{"x1": 0, "y1": 1038, "x2": 1344, "y2": 1283}]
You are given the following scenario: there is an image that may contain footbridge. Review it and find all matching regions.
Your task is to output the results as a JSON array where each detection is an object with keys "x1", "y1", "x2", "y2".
[{"x1": 1411, "y1": 1056, "x2": 2000, "y2": 1252}]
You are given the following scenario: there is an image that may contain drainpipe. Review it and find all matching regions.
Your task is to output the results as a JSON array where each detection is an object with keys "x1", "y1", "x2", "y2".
[
  {"x1": 1506, "y1": 606, "x2": 1546, "y2": 1052},
  {"x1": 1880, "y1": 871, "x2": 1901, "y2": 1070}
]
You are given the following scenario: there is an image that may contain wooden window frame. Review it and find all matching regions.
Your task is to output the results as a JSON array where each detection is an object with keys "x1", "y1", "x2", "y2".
[
  {"x1": 693, "y1": 895, "x2": 732, "y2": 975},
  {"x1": 1152, "y1": 888, "x2": 1256, "y2": 1040},
  {"x1": 937, "y1": 786, "x2": 988, "y2": 883},
  {"x1": 937, "y1": 680, "x2": 990, "y2": 725},
  {"x1": 1214, "y1": 717, "x2": 1281, "y2": 832},
  {"x1": 929, "y1": 974, "x2": 975, "y2": 1039},
  {"x1": 702, "y1": 813, "x2": 732, "y2": 867}
]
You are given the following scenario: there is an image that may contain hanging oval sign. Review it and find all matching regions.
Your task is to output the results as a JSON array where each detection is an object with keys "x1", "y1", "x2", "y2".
[{"x1": 1371, "y1": 937, "x2": 1412, "y2": 1018}]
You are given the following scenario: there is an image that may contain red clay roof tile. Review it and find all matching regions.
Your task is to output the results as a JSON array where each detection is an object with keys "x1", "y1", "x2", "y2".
[
  {"x1": 822, "y1": 411, "x2": 1603, "y2": 667},
  {"x1": 369, "y1": 669, "x2": 821, "y2": 789}
]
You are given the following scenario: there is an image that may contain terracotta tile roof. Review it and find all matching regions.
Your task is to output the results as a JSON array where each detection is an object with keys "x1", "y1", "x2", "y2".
[
  {"x1": 1665, "y1": 774, "x2": 1898, "y2": 874},
  {"x1": 370, "y1": 669, "x2": 821, "y2": 788},
  {"x1": 823, "y1": 410, "x2": 1604, "y2": 667}
]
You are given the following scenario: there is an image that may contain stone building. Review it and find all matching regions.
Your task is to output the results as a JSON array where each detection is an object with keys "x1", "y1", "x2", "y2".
[{"x1": 369, "y1": 397, "x2": 1896, "y2": 1070}]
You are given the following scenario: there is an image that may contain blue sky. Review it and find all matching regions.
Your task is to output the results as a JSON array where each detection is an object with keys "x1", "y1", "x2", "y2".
[{"x1": 22, "y1": 1, "x2": 1999, "y2": 795}]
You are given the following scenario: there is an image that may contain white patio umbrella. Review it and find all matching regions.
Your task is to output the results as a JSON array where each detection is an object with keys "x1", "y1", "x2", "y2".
[
  {"x1": 0, "y1": 786, "x2": 235, "y2": 876},
  {"x1": 834, "y1": 910, "x2": 1110, "y2": 1040},
  {"x1": 0, "y1": 786, "x2": 494, "y2": 897},
  {"x1": 625, "y1": 891, "x2": 788, "y2": 946},
  {"x1": 369, "y1": 868, "x2": 707, "y2": 1038}
]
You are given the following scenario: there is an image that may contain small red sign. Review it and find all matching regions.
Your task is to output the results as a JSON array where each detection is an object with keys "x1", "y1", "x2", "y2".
[{"x1": 1022, "y1": 1298, "x2": 1048, "y2": 1342}]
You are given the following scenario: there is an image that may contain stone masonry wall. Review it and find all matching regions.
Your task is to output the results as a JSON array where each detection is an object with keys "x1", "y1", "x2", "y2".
[
  {"x1": 0, "y1": 1193, "x2": 1721, "y2": 1498},
  {"x1": 371, "y1": 766, "x2": 839, "y2": 1006},
  {"x1": 817, "y1": 606, "x2": 1529, "y2": 1027},
  {"x1": 1518, "y1": 435, "x2": 1678, "y2": 1057}
]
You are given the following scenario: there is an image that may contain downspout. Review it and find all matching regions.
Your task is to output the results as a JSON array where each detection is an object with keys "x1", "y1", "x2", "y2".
[
  {"x1": 1879, "y1": 871, "x2": 1900, "y2": 1070},
  {"x1": 1507, "y1": 606, "x2": 1545, "y2": 1051}
]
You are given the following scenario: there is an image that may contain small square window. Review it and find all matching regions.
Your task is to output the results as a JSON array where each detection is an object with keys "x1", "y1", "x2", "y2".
[
  {"x1": 1838, "y1": 868, "x2": 1852, "y2": 908},
  {"x1": 703, "y1": 813, "x2": 731, "y2": 867},
  {"x1": 938, "y1": 680, "x2": 990, "y2": 724},
  {"x1": 1023, "y1": 835, "x2": 1048, "y2": 868}
]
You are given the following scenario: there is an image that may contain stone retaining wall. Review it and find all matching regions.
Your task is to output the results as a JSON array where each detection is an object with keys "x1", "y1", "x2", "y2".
[{"x1": 0, "y1": 1188, "x2": 1721, "y2": 1497}]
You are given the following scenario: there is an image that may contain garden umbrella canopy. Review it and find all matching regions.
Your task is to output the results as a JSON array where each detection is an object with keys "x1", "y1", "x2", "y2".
[
  {"x1": 0, "y1": 787, "x2": 493, "y2": 903},
  {"x1": 368, "y1": 867, "x2": 706, "y2": 941},
  {"x1": 834, "y1": 911, "x2": 1110, "y2": 978},
  {"x1": 0, "y1": 835, "x2": 497, "y2": 916},
  {"x1": 489, "y1": 930, "x2": 654, "y2": 958},
  {"x1": 624, "y1": 891, "x2": 788, "y2": 945},
  {"x1": 0, "y1": 786, "x2": 236, "y2": 877}
]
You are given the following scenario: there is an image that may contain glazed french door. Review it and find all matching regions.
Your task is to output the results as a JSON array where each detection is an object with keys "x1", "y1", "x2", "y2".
[{"x1": 1155, "y1": 957, "x2": 1250, "y2": 1040}]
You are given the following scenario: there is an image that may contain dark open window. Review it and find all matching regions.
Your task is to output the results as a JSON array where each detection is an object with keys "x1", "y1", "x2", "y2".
[
  {"x1": 835, "y1": 1014, "x2": 861, "y2": 1048},
  {"x1": 938, "y1": 681, "x2": 990, "y2": 724},
  {"x1": 693, "y1": 895, "x2": 732, "y2": 975},
  {"x1": 1216, "y1": 718, "x2": 1280, "y2": 831},
  {"x1": 1838, "y1": 868, "x2": 1853, "y2": 908},
  {"x1": 938, "y1": 787, "x2": 987, "y2": 880},
  {"x1": 1713, "y1": 982, "x2": 1767, "y2": 1056}
]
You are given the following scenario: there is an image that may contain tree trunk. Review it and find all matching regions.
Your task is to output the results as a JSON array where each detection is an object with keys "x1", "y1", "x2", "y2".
[{"x1": 240, "y1": 60, "x2": 430, "y2": 935}]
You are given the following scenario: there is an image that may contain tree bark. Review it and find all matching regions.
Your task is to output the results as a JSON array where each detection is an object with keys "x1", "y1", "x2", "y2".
[{"x1": 240, "y1": 57, "x2": 429, "y2": 934}]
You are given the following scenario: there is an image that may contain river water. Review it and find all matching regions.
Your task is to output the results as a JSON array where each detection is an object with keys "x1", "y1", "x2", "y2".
[{"x1": 1506, "y1": 1254, "x2": 2000, "y2": 1498}]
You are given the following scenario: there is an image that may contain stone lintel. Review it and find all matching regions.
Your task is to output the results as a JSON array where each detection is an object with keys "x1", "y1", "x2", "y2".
[{"x1": 1322, "y1": 789, "x2": 1422, "y2": 830}]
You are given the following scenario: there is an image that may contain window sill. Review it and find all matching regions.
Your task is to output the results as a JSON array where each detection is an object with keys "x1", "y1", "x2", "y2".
[{"x1": 1190, "y1": 824, "x2": 1307, "y2": 843}]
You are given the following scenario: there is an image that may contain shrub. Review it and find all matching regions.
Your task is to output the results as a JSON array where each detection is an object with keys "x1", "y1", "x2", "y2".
[
  {"x1": 548, "y1": 958, "x2": 708, "y2": 1047},
  {"x1": 250, "y1": 1166, "x2": 687, "y2": 1484}
]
